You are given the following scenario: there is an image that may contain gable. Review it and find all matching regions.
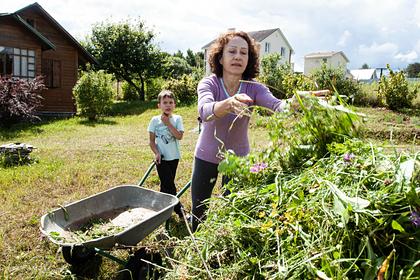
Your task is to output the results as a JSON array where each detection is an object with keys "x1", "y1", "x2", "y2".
[
  {"x1": 202, "y1": 28, "x2": 293, "y2": 52},
  {"x1": 15, "y1": 3, "x2": 97, "y2": 65},
  {"x1": 0, "y1": 14, "x2": 54, "y2": 50}
]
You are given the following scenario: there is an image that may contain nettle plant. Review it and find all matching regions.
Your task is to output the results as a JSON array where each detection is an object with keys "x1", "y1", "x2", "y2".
[
  {"x1": 0, "y1": 76, "x2": 45, "y2": 127},
  {"x1": 378, "y1": 65, "x2": 417, "y2": 111}
]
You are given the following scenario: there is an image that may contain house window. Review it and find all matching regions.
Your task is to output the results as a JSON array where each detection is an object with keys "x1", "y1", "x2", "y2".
[
  {"x1": 264, "y1": 42, "x2": 270, "y2": 53},
  {"x1": 280, "y1": 47, "x2": 285, "y2": 57},
  {"x1": 0, "y1": 47, "x2": 13, "y2": 76},
  {"x1": 0, "y1": 46, "x2": 35, "y2": 78},
  {"x1": 42, "y1": 59, "x2": 61, "y2": 88}
]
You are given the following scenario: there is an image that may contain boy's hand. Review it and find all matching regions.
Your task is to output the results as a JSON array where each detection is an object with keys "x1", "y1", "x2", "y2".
[
  {"x1": 161, "y1": 114, "x2": 171, "y2": 126},
  {"x1": 155, "y1": 153, "x2": 161, "y2": 164}
]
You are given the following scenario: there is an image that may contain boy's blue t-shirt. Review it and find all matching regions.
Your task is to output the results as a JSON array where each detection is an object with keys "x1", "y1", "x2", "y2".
[{"x1": 148, "y1": 114, "x2": 184, "y2": 160}]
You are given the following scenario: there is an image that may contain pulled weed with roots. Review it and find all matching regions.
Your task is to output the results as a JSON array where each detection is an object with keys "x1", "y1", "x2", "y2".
[{"x1": 162, "y1": 95, "x2": 419, "y2": 279}]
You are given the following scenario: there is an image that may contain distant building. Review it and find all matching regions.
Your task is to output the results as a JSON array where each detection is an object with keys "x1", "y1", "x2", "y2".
[
  {"x1": 202, "y1": 28, "x2": 294, "y2": 75},
  {"x1": 350, "y1": 69, "x2": 378, "y2": 83},
  {"x1": 304, "y1": 51, "x2": 349, "y2": 76}
]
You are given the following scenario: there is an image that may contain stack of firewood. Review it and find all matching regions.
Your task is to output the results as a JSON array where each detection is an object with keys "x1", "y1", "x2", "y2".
[{"x1": 0, "y1": 143, "x2": 35, "y2": 165}]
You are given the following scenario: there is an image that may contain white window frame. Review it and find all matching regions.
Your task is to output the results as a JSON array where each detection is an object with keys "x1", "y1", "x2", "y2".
[{"x1": 264, "y1": 42, "x2": 270, "y2": 53}]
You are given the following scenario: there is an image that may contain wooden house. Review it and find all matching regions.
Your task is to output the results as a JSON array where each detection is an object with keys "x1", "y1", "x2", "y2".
[{"x1": 0, "y1": 2, "x2": 97, "y2": 115}]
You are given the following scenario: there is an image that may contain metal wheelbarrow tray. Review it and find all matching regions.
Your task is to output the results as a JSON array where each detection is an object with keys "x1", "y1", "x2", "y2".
[{"x1": 40, "y1": 185, "x2": 179, "y2": 250}]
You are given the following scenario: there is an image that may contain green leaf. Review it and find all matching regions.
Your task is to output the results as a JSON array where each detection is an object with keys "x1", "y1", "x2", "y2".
[{"x1": 391, "y1": 220, "x2": 405, "y2": 233}]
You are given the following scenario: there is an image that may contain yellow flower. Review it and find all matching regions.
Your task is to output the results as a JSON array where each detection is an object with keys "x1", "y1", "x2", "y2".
[
  {"x1": 261, "y1": 220, "x2": 274, "y2": 231},
  {"x1": 258, "y1": 211, "x2": 266, "y2": 218}
]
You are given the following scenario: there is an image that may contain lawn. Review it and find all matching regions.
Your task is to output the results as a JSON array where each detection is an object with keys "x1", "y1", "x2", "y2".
[{"x1": 0, "y1": 101, "x2": 418, "y2": 279}]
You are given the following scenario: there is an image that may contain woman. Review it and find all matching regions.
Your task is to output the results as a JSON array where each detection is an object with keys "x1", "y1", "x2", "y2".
[{"x1": 190, "y1": 30, "x2": 289, "y2": 231}]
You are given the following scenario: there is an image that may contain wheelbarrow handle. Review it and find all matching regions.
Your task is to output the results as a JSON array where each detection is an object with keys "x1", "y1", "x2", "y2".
[
  {"x1": 138, "y1": 161, "x2": 156, "y2": 187},
  {"x1": 176, "y1": 180, "x2": 191, "y2": 198}
]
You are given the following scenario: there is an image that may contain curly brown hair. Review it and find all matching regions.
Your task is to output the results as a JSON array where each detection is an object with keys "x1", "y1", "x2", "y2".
[{"x1": 208, "y1": 31, "x2": 259, "y2": 80}]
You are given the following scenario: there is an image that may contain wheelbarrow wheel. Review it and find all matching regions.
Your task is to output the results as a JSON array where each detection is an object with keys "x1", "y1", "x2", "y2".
[
  {"x1": 62, "y1": 246, "x2": 96, "y2": 265},
  {"x1": 125, "y1": 247, "x2": 162, "y2": 280}
]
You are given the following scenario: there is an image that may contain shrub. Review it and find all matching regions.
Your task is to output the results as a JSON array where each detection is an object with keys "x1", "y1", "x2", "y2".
[
  {"x1": 258, "y1": 53, "x2": 315, "y2": 98},
  {"x1": 145, "y1": 77, "x2": 165, "y2": 101},
  {"x1": 353, "y1": 82, "x2": 383, "y2": 107},
  {"x1": 73, "y1": 70, "x2": 115, "y2": 121},
  {"x1": 121, "y1": 80, "x2": 140, "y2": 101},
  {"x1": 378, "y1": 65, "x2": 416, "y2": 110},
  {"x1": 164, "y1": 74, "x2": 198, "y2": 105},
  {"x1": 310, "y1": 63, "x2": 361, "y2": 101},
  {"x1": 258, "y1": 53, "x2": 291, "y2": 99},
  {"x1": 0, "y1": 76, "x2": 45, "y2": 127}
]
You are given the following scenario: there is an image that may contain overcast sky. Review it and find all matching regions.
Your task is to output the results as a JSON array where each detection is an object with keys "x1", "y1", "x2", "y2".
[{"x1": 4, "y1": 0, "x2": 420, "y2": 72}]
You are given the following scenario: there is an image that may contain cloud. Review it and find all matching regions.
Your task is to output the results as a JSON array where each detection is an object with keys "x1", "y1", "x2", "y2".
[
  {"x1": 3, "y1": 0, "x2": 419, "y2": 70},
  {"x1": 337, "y1": 30, "x2": 351, "y2": 47},
  {"x1": 395, "y1": 51, "x2": 418, "y2": 63},
  {"x1": 358, "y1": 42, "x2": 399, "y2": 56},
  {"x1": 416, "y1": 0, "x2": 420, "y2": 28}
]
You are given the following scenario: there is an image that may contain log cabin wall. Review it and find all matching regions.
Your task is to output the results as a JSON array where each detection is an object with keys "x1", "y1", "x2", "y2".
[{"x1": 18, "y1": 9, "x2": 78, "y2": 113}]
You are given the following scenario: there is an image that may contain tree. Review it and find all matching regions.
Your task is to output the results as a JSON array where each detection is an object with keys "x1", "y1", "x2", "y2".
[
  {"x1": 186, "y1": 49, "x2": 205, "y2": 68},
  {"x1": 361, "y1": 63, "x2": 370, "y2": 69},
  {"x1": 173, "y1": 50, "x2": 184, "y2": 59},
  {"x1": 88, "y1": 19, "x2": 164, "y2": 101},
  {"x1": 163, "y1": 56, "x2": 192, "y2": 79},
  {"x1": 405, "y1": 62, "x2": 420, "y2": 78}
]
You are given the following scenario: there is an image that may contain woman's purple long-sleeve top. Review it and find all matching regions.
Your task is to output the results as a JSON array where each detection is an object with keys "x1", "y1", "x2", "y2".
[{"x1": 195, "y1": 74, "x2": 285, "y2": 164}]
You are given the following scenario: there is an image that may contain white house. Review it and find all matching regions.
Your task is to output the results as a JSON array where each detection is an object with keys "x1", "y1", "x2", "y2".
[
  {"x1": 304, "y1": 51, "x2": 349, "y2": 76},
  {"x1": 202, "y1": 28, "x2": 294, "y2": 75},
  {"x1": 350, "y1": 69, "x2": 378, "y2": 83}
]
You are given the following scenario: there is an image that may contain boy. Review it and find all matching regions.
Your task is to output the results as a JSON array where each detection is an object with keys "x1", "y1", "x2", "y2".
[{"x1": 148, "y1": 90, "x2": 184, "y2": 218}]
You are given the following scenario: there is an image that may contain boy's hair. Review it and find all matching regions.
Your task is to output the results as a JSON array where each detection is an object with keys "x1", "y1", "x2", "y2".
[{"x1": 157, "y1": 90, "x2": 176, "y2": 102}]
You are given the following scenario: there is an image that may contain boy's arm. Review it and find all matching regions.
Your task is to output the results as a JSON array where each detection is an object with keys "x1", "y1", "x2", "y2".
[
  {"x1": 149, "y1": 132, "x2": 161, "y2": 164},
  {"x1": 161, "y1": 115, "x2": 183, "y2": 140}
]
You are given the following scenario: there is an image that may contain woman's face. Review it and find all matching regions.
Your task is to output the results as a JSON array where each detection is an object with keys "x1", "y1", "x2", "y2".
[{"x1": 219, "y1": 36, "x2": 249, "y2": 76}]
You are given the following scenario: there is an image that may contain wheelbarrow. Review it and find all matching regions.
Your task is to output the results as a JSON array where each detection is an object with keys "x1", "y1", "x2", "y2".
[{"x1": 40, "y1": 161, "x2": 191, "y2": 278}]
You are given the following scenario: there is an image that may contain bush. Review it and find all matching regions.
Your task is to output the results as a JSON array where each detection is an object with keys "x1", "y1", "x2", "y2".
[
  {"x1": 258, "y1": 53, "x2": 315, "y2": 98},
  {"x1": 121, "y1": 80, "x2": 140, "y2": 101},
  {"x1": 378, "y1": 65, "x2": 416, "y2": 110},
  {"x1": 0, "y1": 76, "x2": 45, "y2": 127},
  {"x1": 73, "y1": 70, "x2": 115, "y2": 120},
  {"x1": 164, "y1": 74, "x2": 198, "y2": 105},
  {"x1": 145, "y1": 77, "x2": 165, "y2": 101},
  {"x1": 353, "y1": 82, "x2": 383, "y2": 107},
  {"x1": 310, "y1": 63, "x2": 361, "y2": 101}
]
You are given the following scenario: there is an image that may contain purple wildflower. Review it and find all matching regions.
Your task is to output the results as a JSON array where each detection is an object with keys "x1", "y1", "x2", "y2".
[
  {"x1": 409, "y1": 211, "x2": 420, "y2": 227},
  {"x1": 343, "y1": 153, "x2": 355, "y2": 162},
  {"x1": 250, "y1": 162, "x2": 268, "y2": 173}
]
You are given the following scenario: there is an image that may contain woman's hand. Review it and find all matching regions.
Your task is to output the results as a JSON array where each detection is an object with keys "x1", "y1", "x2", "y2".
[
  {"x1": 212, "y1": 93, "x2": 253, "y2": 119},
  {"x1": 227, "y1": 93, "x2": 253, "y2": 115}
]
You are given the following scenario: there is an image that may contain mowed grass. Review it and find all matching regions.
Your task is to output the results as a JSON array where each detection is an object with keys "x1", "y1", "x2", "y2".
[{"x1": 0, "y1": 101, "x2": 417, "y2": 279}]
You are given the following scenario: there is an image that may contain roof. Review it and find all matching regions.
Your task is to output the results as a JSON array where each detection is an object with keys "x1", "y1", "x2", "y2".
[
  {"x1": 305, "y1": 51, "x2": 349, "y2": 62},
  {"x1": 0, "y1": 13, "x2": 55, "y2": 50},
  {"x1": 202, "y1": 28, "x2": 293, "y2": 52},
  {"x1": 350, "y1": 69, "x2": 377, "y2": 80},
  {"x1": 14, "y1": 2, "x2": 97, "y2": 64}
]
